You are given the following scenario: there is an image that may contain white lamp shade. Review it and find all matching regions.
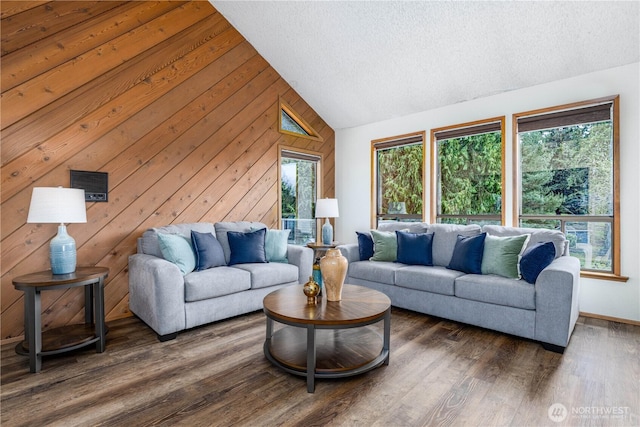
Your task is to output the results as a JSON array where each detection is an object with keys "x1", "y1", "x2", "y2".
[
  {"x1": 315, "y1": 198, "x2": 339, "y2": 218},
  {"x1": 27, "y1": 187, "x2": 87, "y2": 224}
]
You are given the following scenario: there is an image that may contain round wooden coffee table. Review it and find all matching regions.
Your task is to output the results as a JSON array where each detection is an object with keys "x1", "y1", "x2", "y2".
[{"x1": 263, "y1": 284, "x2": 391, "y2": 392}]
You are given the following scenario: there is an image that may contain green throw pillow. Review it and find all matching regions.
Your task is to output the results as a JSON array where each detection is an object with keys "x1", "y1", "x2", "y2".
[
  {"x1": 265, "y1": 229, "x2": 290, "y2": 263},
  {"x1": 481, "y1": 234, "x2": 530, "y2": 278},
  {"x1": 370, "y1": 229, "x2": 398, "y2": 262},
  {"x1": 157, "y1": 233, "x2": 196, "y2": 275}
]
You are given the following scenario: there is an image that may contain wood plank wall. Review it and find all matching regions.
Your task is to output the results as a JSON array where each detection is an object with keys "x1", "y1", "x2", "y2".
[{"x1": 0, "y1": 1, "x2": 335, "y2": 341}]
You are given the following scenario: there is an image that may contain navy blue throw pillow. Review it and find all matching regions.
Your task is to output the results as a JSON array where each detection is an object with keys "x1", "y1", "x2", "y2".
[
  {"x1": 356, "y1": 231, "x2": 374, "y2": 261},
  {"x1": 396, "y1": 231, "x2": 434, "y2": 266},
  {"x1": 227, "y1": 228, "x2": 267, "y2": 265},
  {"x1": 520, "y1": 241, "x2": 556, "y2": 284},
  {"x1": 447, "y1": 232, "x2": 486, "y2": 274},
  {"x1": 191, "y1": 231, "x2": 226, "y2": 271}
]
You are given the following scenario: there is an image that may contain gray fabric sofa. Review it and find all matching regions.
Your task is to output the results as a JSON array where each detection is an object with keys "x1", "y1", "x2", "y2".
[
  {"x1": 338, "y1": 223, "x2": 581, "y2": 352},
  {"x1": 129, "y1": 221, "x2": 313, "y2": 341}
]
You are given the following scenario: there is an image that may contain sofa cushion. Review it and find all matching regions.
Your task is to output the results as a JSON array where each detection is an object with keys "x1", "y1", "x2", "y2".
[
  {"x1": 228, "y1": 228, "x2": 267, "y2": 265},
  {"x1": 191, "y1": 231, "x2": 226, "y2": 271},
  {"x1": 370, "y1": 230, "x2": 398, "y2": 261},
  {"x1": 264, "y1": 229, "x2": 290, "y2": 263},
  {"x1": 481, "y1": 234, "x2": 530, "y2": 279},
  {"x1": 378, "y1": 221, "x2": 429, "y2": 233},
  {"x1": 356, "y1": 231, "x2": 375, "y2": 261},
  {"x1": 396, "y1": 231, "x2": 434, "y2": 266},
  {"x1": 447, "y1": 233, "x2": 487, "y2": 274},
  {"x1": 141, "y1": 223, "x2": 215, "y2": 258},
  {"x1": 157, "y1": 233, "x2": 196, "y2": 275},
  {"x1": 347, "y1": 260, "x2": 403, "y2": 285},
  {"x1": 455, "y1": 274, "x2": 536, "y2": 310},
  {"x1": 483, "y1": 225, "x2": 568, "y2": 258},
  {"x1": 429, "y1": 224, "x2": 482, "y2": 267},
  {"x1": 395, "y1": 266, "x2": 462, "y2": 295},
  {"x1": 520, "y1": 241, "x2": 556, "y2": 284},
  {"x1": 232, "y1": 262, "x2": 299, "y2": 289},
  {"x1": 214, "y1": 221, "x2": 267, "y2": 264},
  {"x1": 184, "y1": 267, "x2": 251, "y2": 302}
]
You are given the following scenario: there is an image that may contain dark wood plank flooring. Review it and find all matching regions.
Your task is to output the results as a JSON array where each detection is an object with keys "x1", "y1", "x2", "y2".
[{"x1": 1, "y1": 308, "x2": 638, "y2": 426}]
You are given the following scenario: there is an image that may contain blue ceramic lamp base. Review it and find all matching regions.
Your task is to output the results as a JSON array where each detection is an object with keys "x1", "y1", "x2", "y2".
[
  {"x1": 321, "y1": 219, "x2": 333, "y2": 245},
  {"x1": 50, "y1": 225, "x2": 77, "y2": 275}
]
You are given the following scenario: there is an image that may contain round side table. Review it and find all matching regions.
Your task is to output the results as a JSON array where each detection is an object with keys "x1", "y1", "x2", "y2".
[{"x1": 12, "y1": 266, "x2": 110, "y2": 373}]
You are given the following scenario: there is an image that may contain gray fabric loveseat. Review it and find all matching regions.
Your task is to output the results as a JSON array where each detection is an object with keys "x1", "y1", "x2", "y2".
[
  {"x1": 129, "y1": 221, "x2": 313, "y2": 341},
  {"x1": 338, "y1": 223, "x2": 581, "y2": 352}
]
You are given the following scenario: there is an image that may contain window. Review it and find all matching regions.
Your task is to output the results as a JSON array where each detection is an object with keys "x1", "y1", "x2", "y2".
[
  {"x1": 372, "y1": 132, "x2": 425, "y2": 227},
  {"x1": 515, "y1": 96, "x2": 621, "y2": 277},
  {"x1": 279, "y1": 148, "x2": 321, "y2": 245},
  {"x1": 431, "y1": 117, "x2": 505, "y2": 225},
  {"x1": 278, "y1": 98, "x2": 323, "y2": 142}
]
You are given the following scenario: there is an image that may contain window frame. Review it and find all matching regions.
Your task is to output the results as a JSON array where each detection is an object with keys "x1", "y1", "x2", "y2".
[
  {"x1": 278, "y1": 98, "x2": 324, "y2": 142},
  {"x1": 430, "y1": 116, "x2": 506, "y2": 224},
  {"x1": 278, "y1": 145, "x2": 323, "y2": 244},
  {"x1": 512, "y1": 95, "x2": 626, "y2": 281},
  {"x1": 371, "y1": 131, "x2": 426, "y2": 228}
]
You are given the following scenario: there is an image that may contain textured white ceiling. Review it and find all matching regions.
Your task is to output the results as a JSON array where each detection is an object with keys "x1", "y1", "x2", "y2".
[{"x1": 210, "y1": 1, "x2": 640, "y2": 130}]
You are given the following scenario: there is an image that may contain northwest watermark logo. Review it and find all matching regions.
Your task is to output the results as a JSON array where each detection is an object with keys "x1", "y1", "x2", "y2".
[
  {"x1": 548, "y1": 403, "x2": 631, "y2": 423},
  {"x1": 548, "y1": 403, "x2": 568, "y2": 423}
]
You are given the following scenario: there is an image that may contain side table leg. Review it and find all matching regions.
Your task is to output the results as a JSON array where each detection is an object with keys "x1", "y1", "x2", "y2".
[
  {"x1": 84, "y1": 280, "x2": 94, "y2": 324},
  {"x1": 25, "y1": 289, "x2": 42, "y2": 373},
  {"x1": 94, "y1": 279, "x2": 106, "y2": 353},
  {"x1": 306, "y1": 325, "x2": 316, "y2": 393}
]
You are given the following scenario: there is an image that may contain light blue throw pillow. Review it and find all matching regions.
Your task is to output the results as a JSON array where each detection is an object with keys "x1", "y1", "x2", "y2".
[
  {"x1": 157, "y1": 233, "x2": 196, "y2": 275},
  {"x1": 265, "y1": 229, "x2": 290, "y2": 263}
]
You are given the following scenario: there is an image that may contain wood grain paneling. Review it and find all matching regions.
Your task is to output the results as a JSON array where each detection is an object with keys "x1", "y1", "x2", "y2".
[{"x1": 0, "y1": 1, "x2": 335, "y2": 341}]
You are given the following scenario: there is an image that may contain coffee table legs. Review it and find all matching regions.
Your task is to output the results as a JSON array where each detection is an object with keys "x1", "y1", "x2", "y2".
[
  {"x1": 383, "y1": 309, "x2": 390, "y2": 365},
  {"x1": 307, "y1": 325, "x2": 316, "y2": 392}
]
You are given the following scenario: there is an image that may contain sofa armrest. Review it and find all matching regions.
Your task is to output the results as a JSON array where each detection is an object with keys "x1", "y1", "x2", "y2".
[
  {"x1": 337, "y1": 243, "x2": 360, "y2": 263},
  {"x1": 534, "y1": 255, "x2": 581, "y2": 348},
  {"x1": 286, "y1": 244, "x2": 314, "y2": 283},
  {"x1": 128, "y1": 254, "x2": 186, "y2": 337}
]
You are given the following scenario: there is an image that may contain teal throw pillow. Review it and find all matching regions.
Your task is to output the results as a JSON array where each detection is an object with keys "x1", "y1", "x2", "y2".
[
  {"x1": 370, "y1": 229, "x2": 398, "y2": 262},
  {"x1": 447, "y1": 233, "x2": 487, "y2": 274},
  {"x1": 481, "y1": 234, "x2": 530, "y2": 278},
  {"x1": 227, "y1": 228, "x2": 267, "y2": 265},
  {"x1": 157, "y1": 233, "x2": 196, "y2": 275},
  {"x1": 265, "y1": 229, "x2": 290, "y2": 263},
  {"x1": 191, "y1": 230, "x2": 226, "y2": 271},
  {"x1": 396, "y1": 230, "x2": 434, "y2": 266}
]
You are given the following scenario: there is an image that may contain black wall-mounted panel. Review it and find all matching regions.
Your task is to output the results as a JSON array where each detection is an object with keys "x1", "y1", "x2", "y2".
[{"x1": 70, "y1": 170, "x2": 108, "y2": 202}]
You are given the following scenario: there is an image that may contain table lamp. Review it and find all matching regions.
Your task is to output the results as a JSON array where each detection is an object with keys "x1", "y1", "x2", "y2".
[
  {"x1": 315, "y1": 198, "x2": 339, "y2": 245},
  {"x1": 27, "y1": 187, "x2": 87, "y2": 275}
]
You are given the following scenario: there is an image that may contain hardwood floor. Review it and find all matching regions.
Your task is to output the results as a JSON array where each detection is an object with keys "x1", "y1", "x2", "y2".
[{"x1": 1, "y1": 308, "x2": 638, "y2": 426}]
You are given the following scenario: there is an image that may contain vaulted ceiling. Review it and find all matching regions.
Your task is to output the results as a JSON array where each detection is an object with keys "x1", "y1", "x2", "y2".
[{"x1": 211, "y1": 1, "x2": 639, "y2": 130}]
